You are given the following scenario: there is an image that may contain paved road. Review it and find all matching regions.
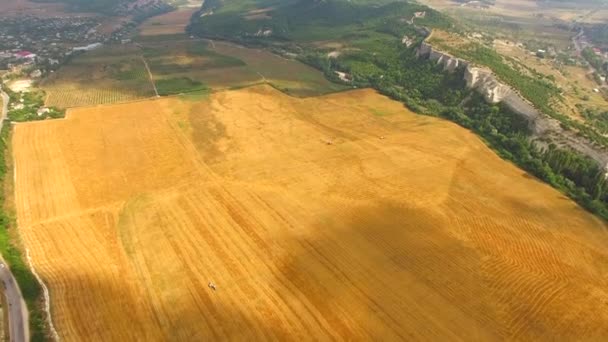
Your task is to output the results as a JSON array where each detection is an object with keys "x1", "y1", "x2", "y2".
[
  {"x1": 0, "y1": 262, "x2": 28, "y2": 342},
  {"x1": 572, "y1": 28, "x2": 608, "y2": 89},
  {"x1": 0, "y1": 86, "x2": 8, "y2": 130},
  {"x1": 0, "y1": 87, "x2": 28, "y2": 342},
  {"x1": 573, "y1": 29, "x2": 584, "y2": 56}
]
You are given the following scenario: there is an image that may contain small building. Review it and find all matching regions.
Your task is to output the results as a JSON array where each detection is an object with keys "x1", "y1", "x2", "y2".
[
  {"x1": 72, "y1": 43, "x2": 102, "y2": 52},
  {"x1": 30, "y1": 69, "x2": 42, "y2": 78},
  {"x1": 593, "y1": 47, "x2": 602, "y2": 56},
  {"x1": 37, "y1": 107, "x2": 50, "y2": 116},
  {"x1": 334, "y1": 71, "x2": 352, "y2": 83},
  {"x1": 14, "y1": 51, "x2": 36, "y2": 59}
]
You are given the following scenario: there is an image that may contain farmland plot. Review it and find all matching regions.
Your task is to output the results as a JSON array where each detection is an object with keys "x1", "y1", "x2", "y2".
[
  {"x1": 41, "y1": 46, "x2": 156, "y2": 108},
  {"x1": 138, "y1": 7, "x2": 198, "y2": 36},
  {"x1": 13, "y1": 86, "x2": 608, "y2": 341},
  {"x1": 140, "y1": 39, "x2": 347, "y2": 96}
]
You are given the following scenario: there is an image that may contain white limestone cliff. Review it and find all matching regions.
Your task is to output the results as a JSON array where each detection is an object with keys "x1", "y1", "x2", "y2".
[{"x1": 415, "y1": 42, "x2": 608, "y2": 165}]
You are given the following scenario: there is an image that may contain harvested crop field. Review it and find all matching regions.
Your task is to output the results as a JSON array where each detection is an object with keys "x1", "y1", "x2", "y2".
[
  {"x1": 13, "y1": 85, "x2": 608, "y2": 340},
  {"x1": 138, "y1": 8, "x2": 198, "y2": 36}
]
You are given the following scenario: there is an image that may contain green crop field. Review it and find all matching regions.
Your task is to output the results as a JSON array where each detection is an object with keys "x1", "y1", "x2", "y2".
[{"x1": 139, "y1": 38, "x2": 347, "y2": 96}]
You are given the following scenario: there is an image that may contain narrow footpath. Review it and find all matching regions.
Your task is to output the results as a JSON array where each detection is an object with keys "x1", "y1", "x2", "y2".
[{"x1": 140, "y1": 56, "x2": 160, "y2": 97}]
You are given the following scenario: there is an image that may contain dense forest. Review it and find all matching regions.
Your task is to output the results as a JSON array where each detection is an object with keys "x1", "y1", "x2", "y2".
[
  {"x1": 189, "y1": 0, "x2": 451, "y2": 42},
  {"x1": 189, "y1": 0, "x2": 608, "y2": 220}
]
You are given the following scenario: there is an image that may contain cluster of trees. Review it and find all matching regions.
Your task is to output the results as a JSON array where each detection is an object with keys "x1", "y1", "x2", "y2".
[
  {"x1": 6, "y1": 89, "x2": 64, "y2": 122},
  {"x1": 582, "y1": 47, "x2": 608, "y2": 73},
  {"x1": 579, "y1": 105, "x2": 608, "y2": 134}
]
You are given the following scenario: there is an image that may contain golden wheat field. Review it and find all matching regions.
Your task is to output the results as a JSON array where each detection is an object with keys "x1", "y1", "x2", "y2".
[{"x1": 12, "y1": 85, "x2": 608, "y2": 340}]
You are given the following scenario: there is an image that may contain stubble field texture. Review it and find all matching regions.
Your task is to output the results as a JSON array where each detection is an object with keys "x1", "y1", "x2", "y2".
[{"x1": 12, "y1": 85, "x2": 608, "y2": 341}]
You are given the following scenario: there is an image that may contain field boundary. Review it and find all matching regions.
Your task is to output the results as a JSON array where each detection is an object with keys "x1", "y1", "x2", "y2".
[
  {"x1": 25, "y1": 249, "x2": 59, "y2": 341},
  {"x1": 140, "y1": 55, "x2": 159, "y2": 97},
  {"x1": 0, "y1": 125, "x2": 46, "y2": 341}
]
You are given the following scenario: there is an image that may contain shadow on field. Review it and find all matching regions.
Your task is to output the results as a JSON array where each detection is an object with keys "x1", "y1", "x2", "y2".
[
  {"x1": 256, "y1": 201, "x2": 494, "y2": 340},
  {"x1": 48, "y1": 200, "x2": 496, "y2": 340}
]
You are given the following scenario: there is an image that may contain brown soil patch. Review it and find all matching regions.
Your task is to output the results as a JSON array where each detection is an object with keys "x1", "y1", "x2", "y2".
[{"x1": 13, "y1": 86, "x2": 608, "y2": 340}]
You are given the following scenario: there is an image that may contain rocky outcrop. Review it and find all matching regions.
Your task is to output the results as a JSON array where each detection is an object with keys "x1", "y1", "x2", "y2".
[
  {"x1": 416, "y1": 42, "x2": 608, "y2": 166},
  {"x1": 415, "y1": 42, "x2": 432, "y2": 58},
  {"x1": 464, "y1": 67, "x2": 510, "y2": 103},
  {"x1": 417, "y1": 42, "x2": 468, "y2": 73}
]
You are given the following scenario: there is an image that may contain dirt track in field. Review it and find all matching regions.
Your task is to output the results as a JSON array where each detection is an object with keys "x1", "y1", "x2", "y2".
[{"x1": 12, "y1": 85, "x2": 608, "y2": 340}]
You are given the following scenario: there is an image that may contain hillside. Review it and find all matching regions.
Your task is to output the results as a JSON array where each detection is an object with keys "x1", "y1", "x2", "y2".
[
  {"x1": 31, "y1": 0, "x2": 173, "y2": 15},
  {"x1": 190, "y1": 0, "x2": 451, "y2": 41}
]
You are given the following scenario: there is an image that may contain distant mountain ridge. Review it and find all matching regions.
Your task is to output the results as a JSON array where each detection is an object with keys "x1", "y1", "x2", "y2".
[{"x1": 31, "y1": 0, "x2": 172, "y2": 15}]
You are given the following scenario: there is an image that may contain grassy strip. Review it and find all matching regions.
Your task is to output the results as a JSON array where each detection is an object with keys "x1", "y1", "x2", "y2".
[
  {"x1": 156, "y1": 77, "x2": 210, "y2": 96},
  {"x1": 0, "y1": 125, "x2": 47, "y2": 341}
]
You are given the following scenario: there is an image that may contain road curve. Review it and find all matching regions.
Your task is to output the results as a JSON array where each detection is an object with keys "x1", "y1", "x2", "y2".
[{"x1": 0, "y1": 261, "x2": 28, "y2": 342}]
